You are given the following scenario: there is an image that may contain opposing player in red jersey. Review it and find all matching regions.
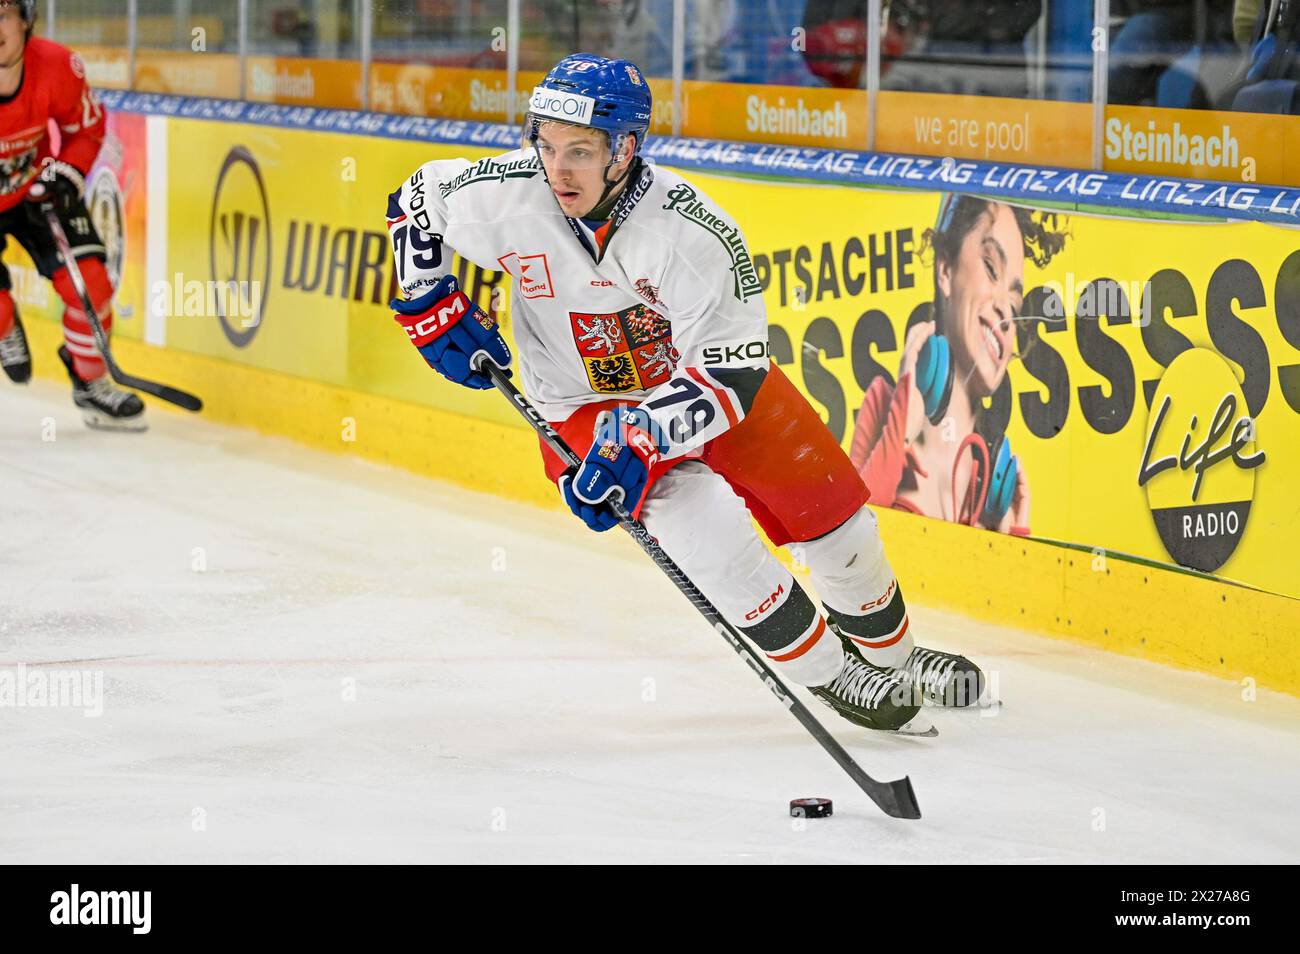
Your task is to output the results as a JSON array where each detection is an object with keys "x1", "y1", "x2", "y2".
[{"x1": 0, "y1": 0, "x2": 145, "y2": 430}]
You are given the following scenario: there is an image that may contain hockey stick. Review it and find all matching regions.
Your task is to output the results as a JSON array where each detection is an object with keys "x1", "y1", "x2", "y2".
[
  {"x1": 40, "y1": 201, "x2": 203, "y2": 412},
  {"x1": 476, "y1": 357, "x2": 921, "y2": 820}
]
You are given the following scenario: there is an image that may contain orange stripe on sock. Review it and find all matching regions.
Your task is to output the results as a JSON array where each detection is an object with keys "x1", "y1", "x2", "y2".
[
  {"x1": 848, "y1": 615, "x2": 909, "y2": 650},
  {"x1": 768, "y1": 617, "x2": 826, "y2": 662}
]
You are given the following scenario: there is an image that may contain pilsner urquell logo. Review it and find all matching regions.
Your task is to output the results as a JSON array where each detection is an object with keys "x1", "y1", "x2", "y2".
[{"x1": 1137, "y1": 348, "x2": 1265, "y2": 572}]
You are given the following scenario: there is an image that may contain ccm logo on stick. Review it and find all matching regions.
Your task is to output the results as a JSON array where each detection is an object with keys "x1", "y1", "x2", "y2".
[{"x1": 703, "y1": 340, "x2": 769, "y2": 365}]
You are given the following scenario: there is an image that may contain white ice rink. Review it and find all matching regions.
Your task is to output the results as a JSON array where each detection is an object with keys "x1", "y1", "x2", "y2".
[{"x1": 3, "y1": 377, "x2": 1298, "y2": 864}]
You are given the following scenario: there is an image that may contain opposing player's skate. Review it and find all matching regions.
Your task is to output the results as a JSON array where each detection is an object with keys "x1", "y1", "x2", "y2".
[
  {"x1": 58, "y1": 344, "x2": 147, "y2": 431},
  {"x1": 0, "y1": 308, "x2": 31, "y2": 383},
  {"x1": 810, "y1": 653, "x2": 935, "y2": 735}
]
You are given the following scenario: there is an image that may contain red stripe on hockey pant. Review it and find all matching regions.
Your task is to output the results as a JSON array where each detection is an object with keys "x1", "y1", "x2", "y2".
[
  {"x1": 849, "y1": 615, "x2": 910, "y2": 650},
  {"x1": 53, "y1": 259, "x2": 114, "y2": 381},
  {"x1": 0, "y1": 289, "x2": 13, "y2": 339},
  {"x1": 685, "y1": 366, "x2": 739, "y2": 428},
  {"x1": 698, "y1": 364, "x2": 869, "y2": 546},
  {"x1": 768, "y1": 617, "x2": 827, "y2": 662}
]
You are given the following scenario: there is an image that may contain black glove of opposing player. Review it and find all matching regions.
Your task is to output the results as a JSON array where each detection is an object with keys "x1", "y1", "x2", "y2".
[{"x1": 25, "y1": 159, "x2": 85, "y2": 218}]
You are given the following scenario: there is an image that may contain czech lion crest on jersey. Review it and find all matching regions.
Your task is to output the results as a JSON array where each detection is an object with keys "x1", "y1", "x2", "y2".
[{"x1": 570, "y1": 303, "x2": 678, "y2": 394}]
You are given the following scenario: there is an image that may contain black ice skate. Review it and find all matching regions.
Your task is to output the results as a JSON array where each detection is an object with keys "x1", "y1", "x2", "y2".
[
  {"x1": 58, "y1": 344, "x2": 147, "y2": 432},
  {"x1": 903, "y1": 646, "x2": 987, "y2": 708},
  {"x1": 809, "y1": 653, "x2": 935, "y2": 735},
  {"x1": 1, "y1": 308, "x2": 31, "y2": 383}
]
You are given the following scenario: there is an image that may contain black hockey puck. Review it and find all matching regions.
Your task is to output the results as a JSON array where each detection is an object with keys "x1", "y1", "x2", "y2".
[{"x1": 789, "y1": 797, "x2": 832, "y2": 818}]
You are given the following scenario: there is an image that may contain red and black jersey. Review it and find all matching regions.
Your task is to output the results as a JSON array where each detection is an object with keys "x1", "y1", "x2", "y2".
[{"x1": 0, "y1": 36, "x2": 106, "y2": 213}]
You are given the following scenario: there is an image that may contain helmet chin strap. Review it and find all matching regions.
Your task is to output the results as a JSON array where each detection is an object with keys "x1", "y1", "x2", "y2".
[{"x1": 586, "y1": 151, "x2": 636, "y2": 220}]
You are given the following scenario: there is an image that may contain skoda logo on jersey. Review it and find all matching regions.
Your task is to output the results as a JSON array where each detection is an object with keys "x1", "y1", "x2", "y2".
[
  {"x1": 528, "y1": 88, "x2": 595, "y2": 125},
  {"x1": 1137, "y1": 348, "x2": 1266, "y2": 572},
  {"x1": 85, "y1": 167, "x2": 125, "y2": 297},
  {"x1": 209, "y1": 146, "x2": 272, "y2": 348}
]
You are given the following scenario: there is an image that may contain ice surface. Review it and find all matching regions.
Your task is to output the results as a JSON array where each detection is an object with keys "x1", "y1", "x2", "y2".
[{"x1": 3, "y1": 378, "x2": 1298, "y2": 863}]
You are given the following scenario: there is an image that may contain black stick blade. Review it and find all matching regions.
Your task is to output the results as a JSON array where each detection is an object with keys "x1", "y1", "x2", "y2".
[
  {"x1": 115, "y1": 371, "x2": 204, "y2": 412},
  {"x1": 874, "y1": 776, "x2": 922, "y2": 820}
]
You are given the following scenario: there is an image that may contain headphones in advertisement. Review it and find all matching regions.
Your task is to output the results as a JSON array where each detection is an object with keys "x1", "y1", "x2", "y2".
[{"x1": 916, "y1": 193, "x2": 1019, "y2": 530}]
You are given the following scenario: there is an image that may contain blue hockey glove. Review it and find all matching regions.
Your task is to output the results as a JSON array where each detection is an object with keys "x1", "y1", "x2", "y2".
[
  {"x1": 392, "y1": 274, "x2": 510, "y2": 389},
  {"x1": 559, "y1": 409, "x2": 663, "y2": 532}
]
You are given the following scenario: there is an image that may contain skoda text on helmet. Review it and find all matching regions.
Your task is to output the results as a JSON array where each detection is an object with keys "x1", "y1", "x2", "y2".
[{"x1": 526, "y1": 53, "x2": 652, "y2": 205}]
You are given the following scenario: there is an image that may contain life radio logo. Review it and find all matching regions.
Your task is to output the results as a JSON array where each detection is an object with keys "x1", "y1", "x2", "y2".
[
  {"x1": 209, "y1": 145, "x2": 272, "y2": 347},
  {"x1": 1137, "y1": 348, "x2": 1266, "y2": 572},
  {"x1": 496, "y1": 252, "x2": 554, "y2": 299}
]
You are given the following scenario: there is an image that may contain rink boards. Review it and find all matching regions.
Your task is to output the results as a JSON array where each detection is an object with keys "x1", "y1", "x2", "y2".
[{"x1": 13, "y1": 93, "x2": 1299, "y2": 695}]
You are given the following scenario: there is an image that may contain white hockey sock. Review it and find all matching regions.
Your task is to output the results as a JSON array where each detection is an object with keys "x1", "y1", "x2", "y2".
[{"x1": 794, "y1": 506, "x2": 915, "y2": 670}]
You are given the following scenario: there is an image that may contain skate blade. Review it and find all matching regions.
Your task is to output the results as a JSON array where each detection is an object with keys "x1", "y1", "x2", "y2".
[
  {"x1": 892, "y1": 712, "x2": 938, "y2": 737},
  {"x1": 81, "y1": 409, "x2": 149, "y2": 432}
]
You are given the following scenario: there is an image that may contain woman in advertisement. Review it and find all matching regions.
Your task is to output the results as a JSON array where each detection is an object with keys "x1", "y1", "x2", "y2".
[{"x1": 850, "y1": 193, "x2": 1065, "y2": 533}]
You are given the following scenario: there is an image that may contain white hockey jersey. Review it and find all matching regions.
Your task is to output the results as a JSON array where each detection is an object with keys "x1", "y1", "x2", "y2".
[{"x1": 386, "y1": 148, "x2": 770, "y2": 458}]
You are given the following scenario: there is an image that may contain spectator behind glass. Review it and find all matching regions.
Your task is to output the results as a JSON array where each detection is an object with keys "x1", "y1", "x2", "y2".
[
  {"x1": 873, "y1": 1, "x2": 1045, "y2": 98},
  {"x1": 1235, "y1": 0, "x2": 1262, "y2": 48},
  {"x1": 801, "y1": 0, "x2": 1043, "y2": 94},
  {"x1": 1108, "y1": 0, "x2": 1238, "y2": 107}
]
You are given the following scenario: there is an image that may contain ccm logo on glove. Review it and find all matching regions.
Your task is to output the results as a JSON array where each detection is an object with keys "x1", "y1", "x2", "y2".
[
  {"x1": 391, "y1": 274, "x2": 511, "y2": 390},
  {"x1": 401, "y1": 295, "x2": 469, "y2": 346}
]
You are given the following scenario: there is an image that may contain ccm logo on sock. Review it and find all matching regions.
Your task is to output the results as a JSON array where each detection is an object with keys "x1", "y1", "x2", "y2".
[
  {"x1": 860, "y1": 579, "x2": 896, "y2": 612},
  {"x1": 745, "y1": 583, "x2": 785, "y2": 620}
]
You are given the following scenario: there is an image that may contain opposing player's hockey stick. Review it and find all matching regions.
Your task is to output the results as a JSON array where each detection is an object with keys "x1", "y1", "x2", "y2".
[
  {"x1": 476, "y1": 357, "x2": 921, "y2": 820},
  {"x1": 40, "y1": 200, "x2": 203, "y2": 412}
]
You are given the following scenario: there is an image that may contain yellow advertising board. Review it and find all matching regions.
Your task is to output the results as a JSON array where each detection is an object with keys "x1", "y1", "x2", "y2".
[
  {"x1": 876, "y1": 90, "x2": 1092, "y2": 166},
  {"x1": 134, "y1": 50, "x2": 241, "y2": 99},
  {"x1": 684, "y1": 173, "x2": 1300, "y2": 601},
  {"x1": 76, "y1": 45, "x2": 132, "y2": 90},
  {"x1": 243, "y1": 55, "x2": 364, "y2": 109},
  {"x1": 155, "y1": 116, "x2": 1300, "y2": 604},
  {"x1": 683, "y1": 81, "x2": 868, "y2": 150},
  {"x1": 160, "y1": 121, "x2": 523, "y2": 431},
  {"x1": 1103, "y1": 104, "x2": 1300, "y2": 186}
]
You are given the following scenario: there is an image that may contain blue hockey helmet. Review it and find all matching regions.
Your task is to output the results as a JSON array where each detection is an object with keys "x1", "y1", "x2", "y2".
[{"x1": 526, "y1": 53, "x2": 652, "y2": 160}]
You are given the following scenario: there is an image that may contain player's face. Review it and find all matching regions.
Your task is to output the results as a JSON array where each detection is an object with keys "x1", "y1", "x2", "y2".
[
  {"x1": 937, "y1": 203, "x2": 1025, "y2": 397},
  {"x1": 535, "y1": 123, "x2": 634, "y2": 218},
  {"x1": 0, "y1": 7, "x2": 26, "y2": 69}
]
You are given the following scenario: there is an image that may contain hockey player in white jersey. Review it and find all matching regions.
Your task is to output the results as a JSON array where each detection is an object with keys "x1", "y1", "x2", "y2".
[{"x1": 386, "y1": 53, "x2": 984, "y2": 731}]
